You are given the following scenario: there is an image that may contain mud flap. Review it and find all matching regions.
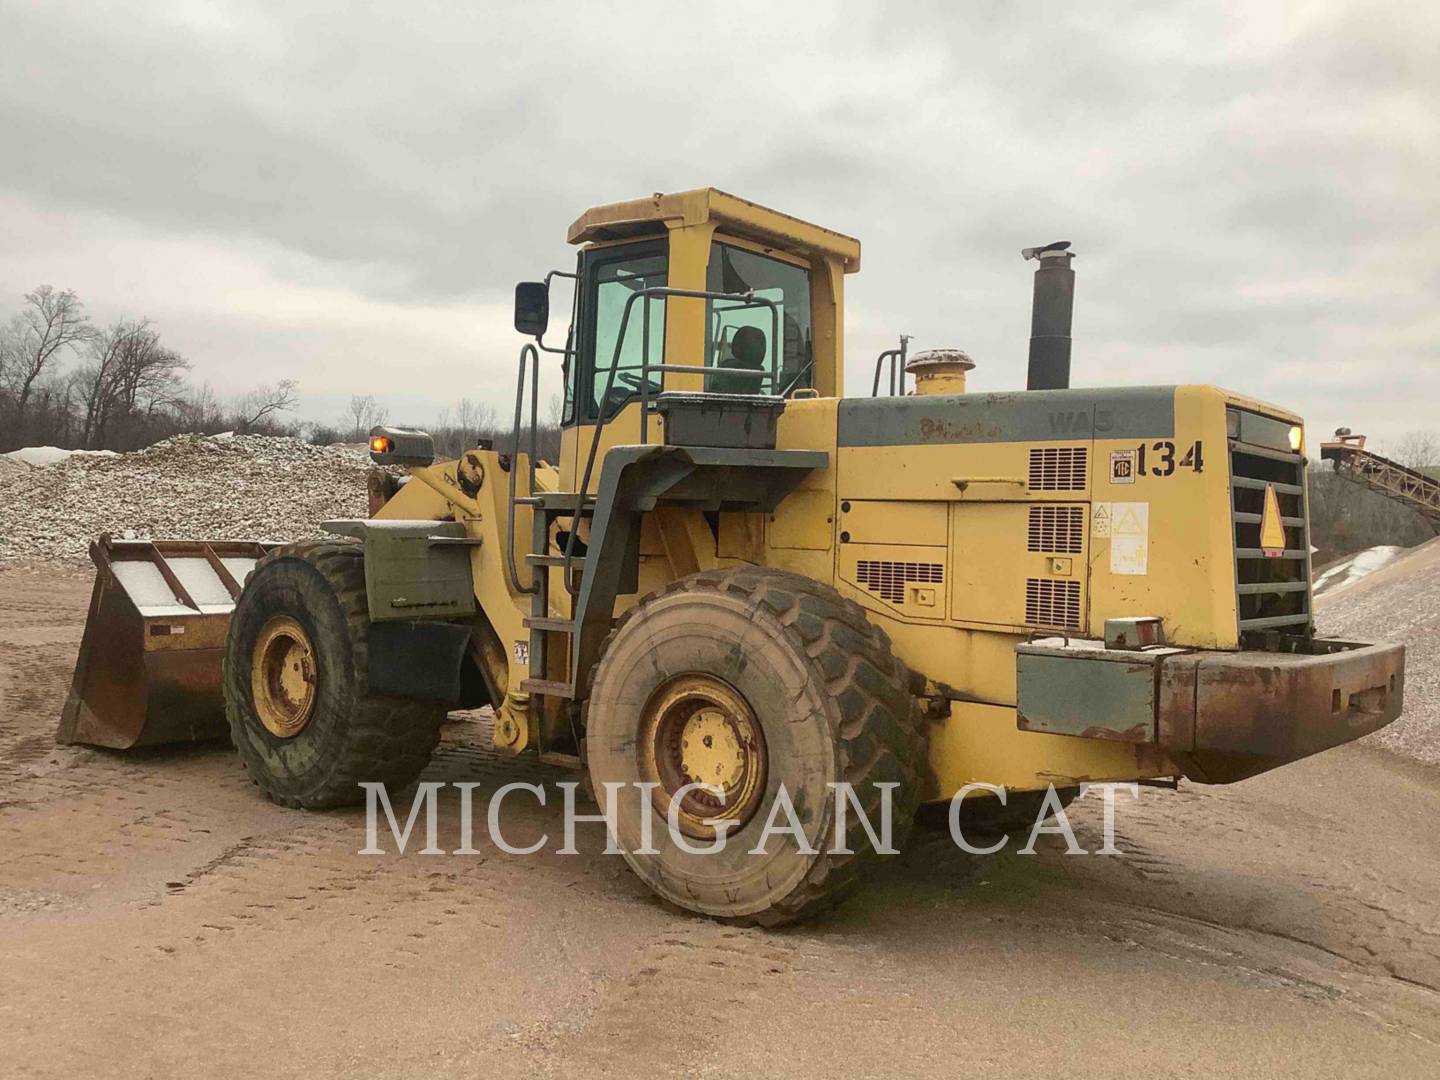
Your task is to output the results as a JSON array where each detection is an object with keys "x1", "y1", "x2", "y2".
[{"x1": 366, "y1": 620, "x2": 472, "y2": 703}]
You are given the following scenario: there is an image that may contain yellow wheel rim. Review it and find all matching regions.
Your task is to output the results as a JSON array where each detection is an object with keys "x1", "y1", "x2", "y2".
[
  {"x1": 639, "y1": 674, "x2": 767, "y2": 839},
  {"x1": 251, "y1": 615, "x2": 318, "y2": 739}
]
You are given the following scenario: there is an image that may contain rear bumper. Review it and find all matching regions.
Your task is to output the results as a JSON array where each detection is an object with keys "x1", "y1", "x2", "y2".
[{"x1": 1016, "y1": 638, "x2": 1404, "y2": 784}]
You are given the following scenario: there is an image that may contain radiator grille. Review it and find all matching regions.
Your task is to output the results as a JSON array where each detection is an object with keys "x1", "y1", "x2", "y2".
[
  {"x1": 1230, "y1": 431, "x2": 1313, "y2": 643},
  {"x1": 1028, "y1": 446, "x2": 1088, "y2": 491},
  {"x1": 856, "y1": 560, "x2": 943, "y2": 604},
  {"x1": 1025, "y1": 578, "x2": 1082, "y2": 630},
  {"x1": 1027, "y1": 505, "x2": 1085, "y2": 553}
]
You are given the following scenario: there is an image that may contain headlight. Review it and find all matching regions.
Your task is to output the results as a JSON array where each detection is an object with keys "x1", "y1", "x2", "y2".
[
  {"x1": 1226, "y1": 409, "x2": 1241, "y2": 440},
  {"x1": 1288, "y1": 425, "x2": 1303, "y2": 452}
]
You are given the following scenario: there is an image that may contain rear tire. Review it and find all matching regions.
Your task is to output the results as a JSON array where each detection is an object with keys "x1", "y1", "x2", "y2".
[
  {"x1": 224, "y1": 540, "x2": 447, "y2": 809},
  {"x1": 584, "y1": 567, "x2": 928, "y2": 926}
]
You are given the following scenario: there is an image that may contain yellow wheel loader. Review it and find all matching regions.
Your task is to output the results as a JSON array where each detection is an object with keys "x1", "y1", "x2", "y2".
[{"x1": 61, "y1": 188, "x2": 1405, "y2": 925}]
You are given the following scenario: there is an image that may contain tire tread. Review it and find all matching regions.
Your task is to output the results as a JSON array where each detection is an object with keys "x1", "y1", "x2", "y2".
[{"x1": 224, "y1": 540, "x2": 446, "y2": 810}]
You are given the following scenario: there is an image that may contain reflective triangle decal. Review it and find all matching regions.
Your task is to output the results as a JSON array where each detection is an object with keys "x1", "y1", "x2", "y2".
[{"x1": 1260, "y1": 483, "x2": 1286, "y2": 557}]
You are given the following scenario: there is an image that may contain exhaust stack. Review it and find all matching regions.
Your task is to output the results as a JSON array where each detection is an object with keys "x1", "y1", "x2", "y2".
[{"x1": 1023, "y1": 241, "x2": 1075, "y2": 390}]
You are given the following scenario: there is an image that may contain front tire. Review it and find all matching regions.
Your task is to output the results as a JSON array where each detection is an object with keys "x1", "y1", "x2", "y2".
[
  {"x1": 224, "y1": 540, "x2": 447, "y2": 809},
  {"x1": 584, "y1": 567, "x2": 927, "y2": 926}
]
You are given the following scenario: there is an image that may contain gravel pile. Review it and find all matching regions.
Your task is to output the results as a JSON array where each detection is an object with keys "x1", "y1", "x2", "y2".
[
  {"x1": 0, "y1": 433, "x2": 376, "y2": 562},
  {"x1": 1317, "y1": 536, "x2": 1440, "y2": 766}
]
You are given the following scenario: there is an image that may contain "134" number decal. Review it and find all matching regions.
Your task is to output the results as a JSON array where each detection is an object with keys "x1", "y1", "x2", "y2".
[{"x1": 1136, "y1": 440, "x2": 1203, "y2": 477}]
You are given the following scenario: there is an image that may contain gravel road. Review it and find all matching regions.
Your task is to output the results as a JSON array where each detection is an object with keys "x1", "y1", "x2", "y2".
[{"x1": 1, "y1": 559, "x2": 1438, "y2": 1079}]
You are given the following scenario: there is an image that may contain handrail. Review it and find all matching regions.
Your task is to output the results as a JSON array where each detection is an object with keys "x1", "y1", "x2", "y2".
[
  {"x1": 505, "y1": 342, "x2": 541, "y2": 596},
  {"x1": 563, "y1": 285, "x2": 781, "y2": 593},
  {"x1": 870, "y1": 335, "x2": 911, "y2": 396}
]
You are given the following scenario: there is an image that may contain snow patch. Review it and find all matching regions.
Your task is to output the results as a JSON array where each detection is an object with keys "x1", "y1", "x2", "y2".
[
  {"x1": 1313, "y1": 545, "x2": 1405, "y2": 597},
  {"x1": 4, "y1": 446, "x2": 119, "y2": 467}
]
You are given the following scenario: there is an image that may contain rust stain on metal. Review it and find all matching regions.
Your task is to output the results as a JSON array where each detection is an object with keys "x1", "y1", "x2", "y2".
[
  {"x1": 1077, "y1": 723, "x2": 1151, "y2": 742},
  {"x1": 1162, "y1": 640, "x2": 1404, "y2": 784}
]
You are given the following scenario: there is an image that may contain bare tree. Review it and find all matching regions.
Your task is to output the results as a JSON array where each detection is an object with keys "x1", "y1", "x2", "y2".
[
  {"x1": 1391, "y1": 430, "x2": 1440, "y2": 471},
  {"x1": 345, "y1": 393, "x2": 388, "y2": 440},
  {"x1": 455, "y1": 397, "x2": 496, "y2": 441},
  {"x1": 5, "y1": 286, "x2": 93, "y2": 437},
  {"x1": 233, "y1": 379, "x2": 299, "y2": 433},
  {"x1": 175, "y1": 382, "x2": 225, "y2": 433},
  {"x1": 78, "y1": 319, "x2": 189, "y2": 449}
]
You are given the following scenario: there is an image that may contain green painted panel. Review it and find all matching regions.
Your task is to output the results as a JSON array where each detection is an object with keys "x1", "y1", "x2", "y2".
[
  {"x1": 838, "y1": 386, "x2": 1176, "y2": 447},
  {"x1": 1016, "y1": 648, "x2": 1158, "y2": 742},
  {"x1": 354, "y1": 520, "x2": 477, "y2": 622}
]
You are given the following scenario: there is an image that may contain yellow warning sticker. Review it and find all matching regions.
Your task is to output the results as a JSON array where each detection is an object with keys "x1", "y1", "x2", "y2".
[{"x1": 1110, "y1": 502, "x2": 1149, "y2": 575}]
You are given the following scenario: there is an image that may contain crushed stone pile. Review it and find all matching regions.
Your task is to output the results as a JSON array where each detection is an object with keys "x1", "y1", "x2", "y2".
[
  {"x1": 1317, "y1": 535, "x2": 1440, "y2": 767},
  {"x1": 0, "y1": 434, "x2": 376, "y2": 562}
]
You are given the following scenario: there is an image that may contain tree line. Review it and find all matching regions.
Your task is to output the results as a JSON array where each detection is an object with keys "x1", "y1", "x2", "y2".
[
  {"x1": 0, "y1": 285, "x2": 298, "y2": 453},
  {"x1": 314, "y1": 392, "x2": 563, "y2": 463}
]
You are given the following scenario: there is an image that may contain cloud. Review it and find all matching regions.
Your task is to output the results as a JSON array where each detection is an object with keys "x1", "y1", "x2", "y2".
[{"x1": 0, "y1": 0, "x2": 1434, "y2": 442}]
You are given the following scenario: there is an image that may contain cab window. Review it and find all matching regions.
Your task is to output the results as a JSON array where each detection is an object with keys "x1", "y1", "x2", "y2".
[
  {"x1": 704, "y1": 243, "x2": 812, "y2": 395},
  {"x1": 580, "y1": 243, "x2": 667, "y2": 421}
]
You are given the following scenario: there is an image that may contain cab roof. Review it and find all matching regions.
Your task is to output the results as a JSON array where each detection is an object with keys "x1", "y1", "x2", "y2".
[{"x1": 567, "y1": 187, "x2": 862, "y2": 272}]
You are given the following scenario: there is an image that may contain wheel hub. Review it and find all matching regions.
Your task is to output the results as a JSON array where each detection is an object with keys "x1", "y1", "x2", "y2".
[
  {"x1": 252, "y1": 615, "x2": 317, "y2": 738},
  {"x1": 639, "y1": 674, "x2": 766, "y2": 839}
]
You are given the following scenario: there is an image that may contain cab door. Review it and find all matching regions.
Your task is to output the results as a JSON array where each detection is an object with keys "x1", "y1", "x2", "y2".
[{"x1": 559, "y1": 239, "x2": 668, "y2": 494}]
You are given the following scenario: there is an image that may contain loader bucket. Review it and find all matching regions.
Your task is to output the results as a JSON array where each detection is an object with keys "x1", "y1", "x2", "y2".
[{"x1": 57, "y1": 536, "x2": 275, "y2": 749}]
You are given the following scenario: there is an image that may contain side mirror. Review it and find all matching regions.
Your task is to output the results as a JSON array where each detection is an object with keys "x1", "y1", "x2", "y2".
[{"x1": 513, "y1": 281, "x2": 549, "y2": 337}]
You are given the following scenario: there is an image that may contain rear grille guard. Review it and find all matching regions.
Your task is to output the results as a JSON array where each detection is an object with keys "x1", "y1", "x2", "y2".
[{"x1": 1229, "y1": 438, "x2": 1313, "y2": 644}]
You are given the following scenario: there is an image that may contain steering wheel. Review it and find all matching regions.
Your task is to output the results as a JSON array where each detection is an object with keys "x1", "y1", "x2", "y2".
[{"x1": 611, "y1": 369, "x2": 645, "y2": 391}]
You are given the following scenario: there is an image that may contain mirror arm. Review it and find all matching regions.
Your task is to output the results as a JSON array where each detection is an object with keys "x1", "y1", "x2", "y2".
[{"x1": 535, "y1": 269, "x2": 579, "y2": 355}]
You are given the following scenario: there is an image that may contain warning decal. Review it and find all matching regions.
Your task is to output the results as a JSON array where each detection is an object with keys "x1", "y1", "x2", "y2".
[
  {"x1": 1109, "y1": 502, "x2": 1149, "y2": 576},
  {"x1": 1092, "y1": 503, "x2": 1113, "y2": 538}
]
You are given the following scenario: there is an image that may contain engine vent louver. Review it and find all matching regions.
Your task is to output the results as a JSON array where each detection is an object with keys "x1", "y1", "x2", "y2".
[
  {"x1": 856, "y1": 560, "x2": 943, "y2": 604},
  {"x1": 1028, "y1": 446, "x2": 1088, "y2": 491},
  {"x1": 1027, "y1": 505, "x2": 1085, "y2": 553},
  {"x1": 1025, "y1": 578, "x2": 1082, "y2": 630}
]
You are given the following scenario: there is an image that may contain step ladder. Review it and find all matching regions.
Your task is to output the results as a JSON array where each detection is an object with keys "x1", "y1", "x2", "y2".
[{"x1": 514, "y1": 491, "x2": 597, "y2": 701}]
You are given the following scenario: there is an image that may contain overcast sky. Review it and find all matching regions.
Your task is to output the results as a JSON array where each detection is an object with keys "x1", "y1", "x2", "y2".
[{"x1": 1, "y1": 1, "x2": 1435, "y2": 447}]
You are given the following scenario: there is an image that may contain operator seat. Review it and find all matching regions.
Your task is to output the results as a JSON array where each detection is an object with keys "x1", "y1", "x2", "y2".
[{"x1": 710, "y1": 325, "x2": 767, "y2": 394}]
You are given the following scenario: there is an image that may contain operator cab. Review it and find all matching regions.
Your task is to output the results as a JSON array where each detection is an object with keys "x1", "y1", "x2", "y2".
[{"x1": 513, "y1": 189, "x2": 861, "y2": 484}]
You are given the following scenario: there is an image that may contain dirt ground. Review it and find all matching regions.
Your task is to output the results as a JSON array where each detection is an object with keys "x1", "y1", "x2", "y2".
[{"x1": 2, "y1": 561, "x2": 1438, "y2": 1079}]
